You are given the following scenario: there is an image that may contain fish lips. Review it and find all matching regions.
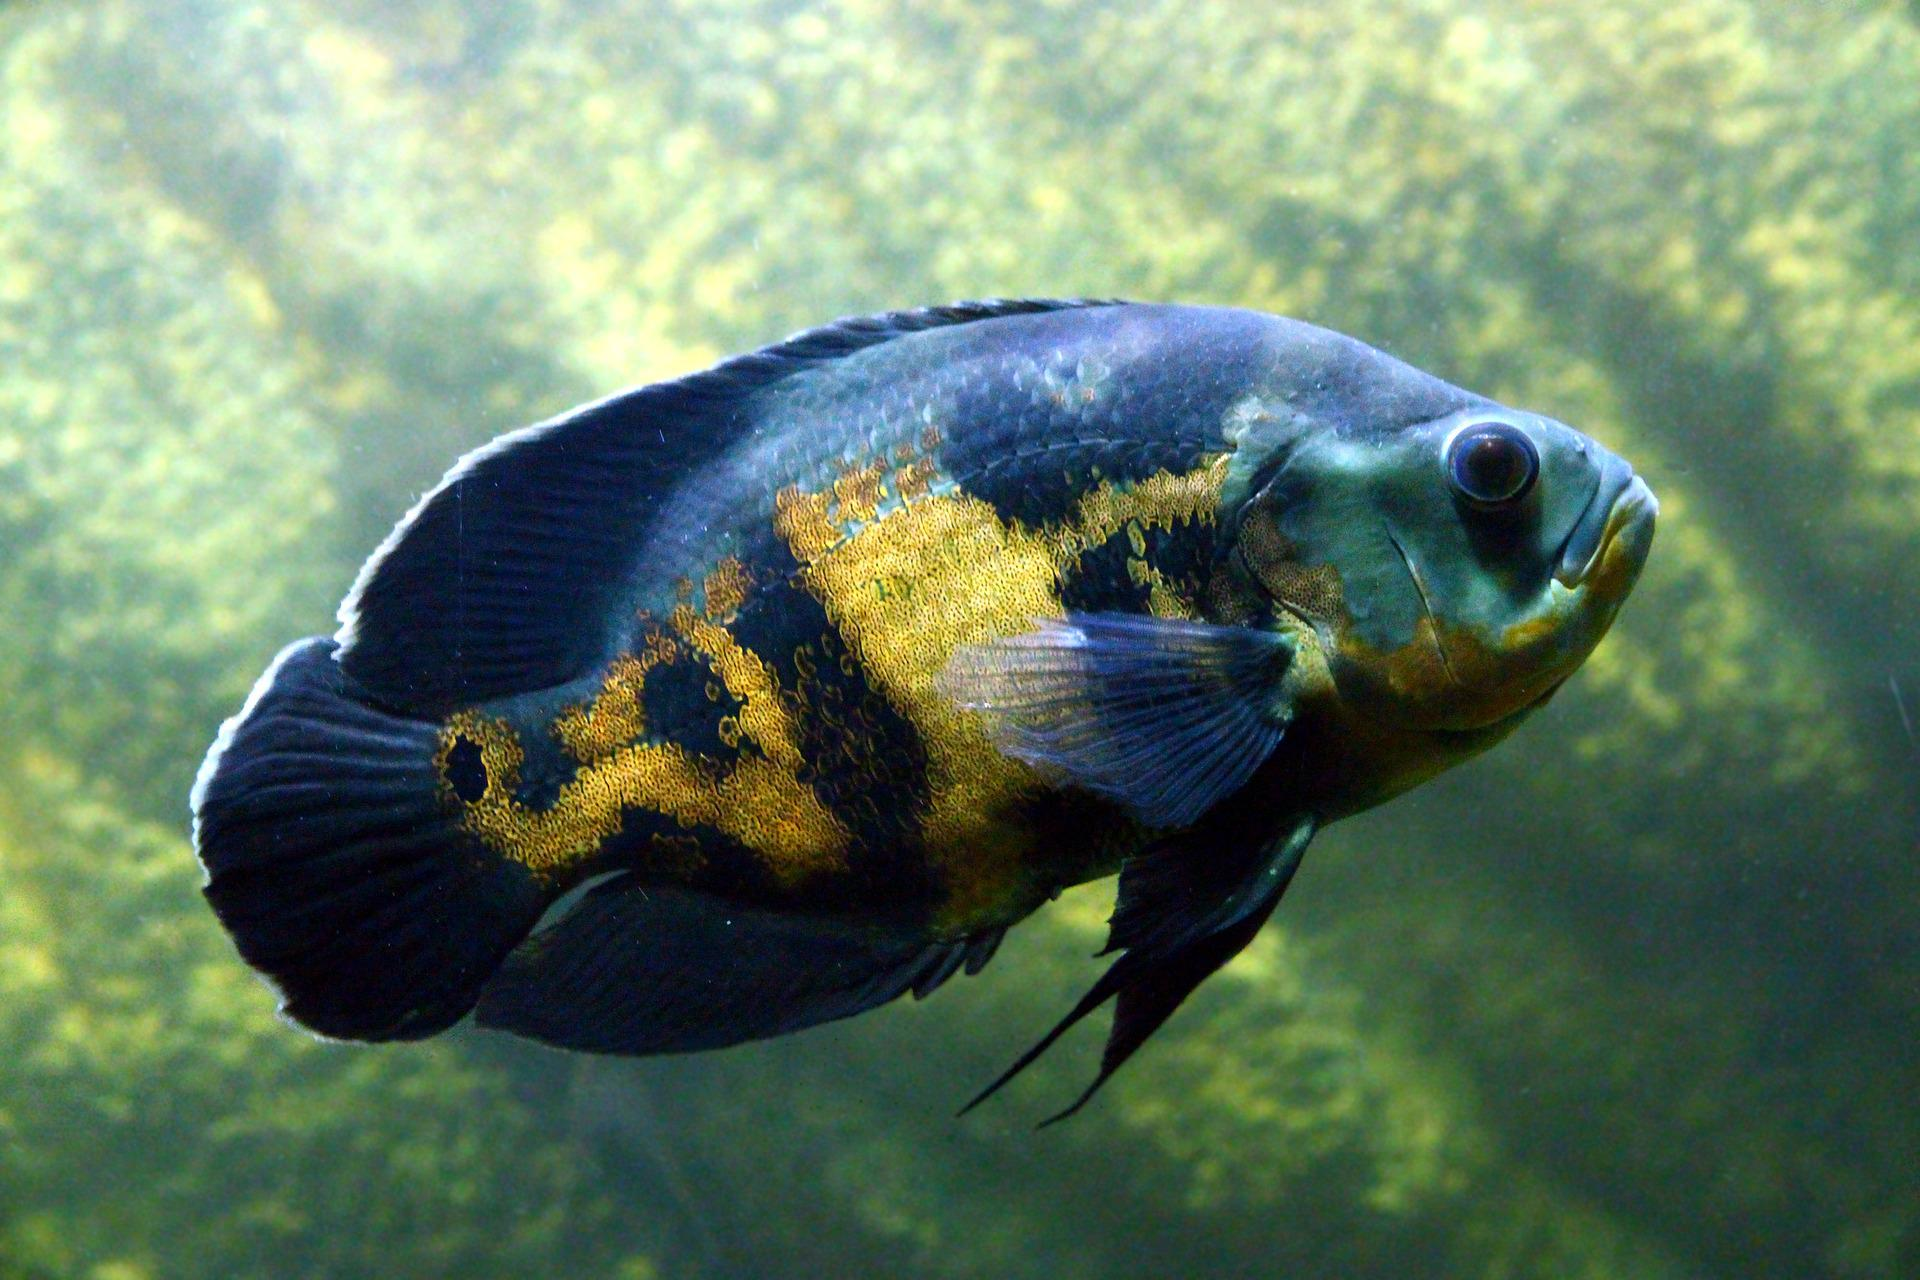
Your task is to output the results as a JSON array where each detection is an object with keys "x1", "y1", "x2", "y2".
[{"x1": 1554, "y1": 458, "x2": 1658, "y2": 590}]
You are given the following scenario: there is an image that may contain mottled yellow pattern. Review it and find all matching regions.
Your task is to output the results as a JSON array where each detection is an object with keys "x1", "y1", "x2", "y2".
[
  {"x1": 669, "y1": 604, "x2": 805, "y2": 771},
  {"x1": 794, "y1": 490, "x2": 1061, "y2": 923},
  {"x1": 551, "y1": 629, "x2": 676, "y2": 761},
  {"x1": 437, "y1": 709, "x2": 526, "y2": 806},
  {"x1": 440, "y1": 607, "x2": 847, "y2": 886},
  {"x1": 1238, "y1": 511, "x2": 1346, "y2": 621},
  {"x1": 1148, "y1": 574, "x2": 1192, "y2": 619},
  {"x1": 1049, "y1": 457, "x2": 1229, "y2": 561},
  {"x1": 831, "y1": 459, "x2": 888, "y2": 525},
  {"x1": 776, "y1": 436, "x2": 949, "y2": 556},
  {"x1": 700, "y1": 555, "x2": 753, "y2": 621},
  {"x1": 894, "y1": 455, "x2": 938, "y2": 501},
  {"x1": 440, "y1": 448, "x2": 1228, "y2": 909},
  {"x1": 773, "y1": 484, "x2": 838, "y2": 562},
  {"x1": 440, "y1": 700, "x2": 848, "y2": 885},
  {"x1": 779, "y1": 452, "x2": 1230, "y2": 925},
  {"x1": 1128, "y1": 555, "x2": 1196, "y2": 618}
]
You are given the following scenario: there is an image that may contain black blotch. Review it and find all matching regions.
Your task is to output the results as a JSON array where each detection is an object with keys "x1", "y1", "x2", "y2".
[
  {"x1": 1014, "y1": 786, "x2": 1137, "y2": 887},
  {"x1": 643, "y1": 645, "x2": 745, "y2": 762},
  {"x1": 446, "y1": 735, "x2": 489, "y2": 803},
  {"x1": 1141, "y1": 520, "x2": 1217, "y2": 590},
  {"x1": 596, "y1": 809, "x2": 781, "y2": 901},
  {"x1": 790, "y1": 630, "x2": 932, "y2": 881},
  {"x1": 728, "y1": 547, "x2": 939, "y2": 909},
  {"x1": 1061, "y1": 535, "x2": 1154, "y2": 614},
  {"x1": 1058, "y1": 521, "x2": 1219, "y2": 616},
  {"x1": 939, "y1": 343, "x2": 1237, "y2": 526}
]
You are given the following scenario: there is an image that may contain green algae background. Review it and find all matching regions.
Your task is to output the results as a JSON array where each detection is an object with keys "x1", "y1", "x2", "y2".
[{"x1": 2, "y1": 1, "x2": 1917, "y2": 1276}]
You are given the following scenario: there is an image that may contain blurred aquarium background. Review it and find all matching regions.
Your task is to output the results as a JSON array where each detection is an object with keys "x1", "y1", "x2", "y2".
[{"x1": 1, "y1": 1, "x2": 1918, "y2": 1277}]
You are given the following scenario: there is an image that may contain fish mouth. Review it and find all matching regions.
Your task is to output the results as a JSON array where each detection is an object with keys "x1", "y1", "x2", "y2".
[{"x1": 1555, "y1": 467, "x2": 1659, "y2": 589}]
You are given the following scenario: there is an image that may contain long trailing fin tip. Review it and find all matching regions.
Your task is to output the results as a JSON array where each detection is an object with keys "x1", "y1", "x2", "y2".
[
  {"x1": 967, "y1": 819, "x2": 1318, "y2": 1124},
  {"x1": 1036, "y1": 1086, "x2": 1104, "y2": 1130},
  {"x1": 956, "y1": 956, "x2": 1133, "y2": 1117}
]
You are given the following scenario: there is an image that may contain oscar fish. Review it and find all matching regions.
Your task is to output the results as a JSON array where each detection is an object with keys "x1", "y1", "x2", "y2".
[{"x1": 191, "y1": 299, "x2": 1656, "y2": 1120}]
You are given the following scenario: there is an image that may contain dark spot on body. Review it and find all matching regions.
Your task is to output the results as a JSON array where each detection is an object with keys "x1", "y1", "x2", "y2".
[
  {"x1": 644, "y1": 650, "x2": 746, "y2": 761},
  {"x1": 446, "y1": 735, "x2": 489, "y2": 802}
]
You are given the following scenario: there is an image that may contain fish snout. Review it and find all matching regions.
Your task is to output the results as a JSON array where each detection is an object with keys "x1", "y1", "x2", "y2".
[{"x1": 1555, "y1": 456, "x2": 1657, "y2": 590}]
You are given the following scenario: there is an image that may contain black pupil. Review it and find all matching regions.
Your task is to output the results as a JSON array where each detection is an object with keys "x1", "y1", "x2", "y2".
[
  {"x1": 446, "y1": 735, "x2": 489, "y2": 803},
  {"x1": 1452, "y1": 428, "x2": 1535, "y2": 504}
]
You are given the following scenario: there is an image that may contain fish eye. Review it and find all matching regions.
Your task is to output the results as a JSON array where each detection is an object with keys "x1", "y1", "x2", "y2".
[{"x1": 1447, "y1": 422, "x2": 1539, "y2": 508}]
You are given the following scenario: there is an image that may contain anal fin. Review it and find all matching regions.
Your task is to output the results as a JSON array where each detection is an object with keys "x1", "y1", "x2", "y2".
[{"x1": 474, "y1": 879, "x2": 993, "y2": 1055}]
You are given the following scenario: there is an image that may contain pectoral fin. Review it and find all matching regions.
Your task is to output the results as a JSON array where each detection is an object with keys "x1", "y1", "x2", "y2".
[
  {"x1": 939, "y1": 613, "x2": 1294, "y2": 828},
  {"x1": 961, "y1": 816, "x2": 1315, "y2": 1124}
]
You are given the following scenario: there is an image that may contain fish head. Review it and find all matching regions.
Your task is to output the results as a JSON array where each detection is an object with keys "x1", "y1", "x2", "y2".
[{"x1": 1232, "y1": 404, "x2": 1656, "y2": 734}]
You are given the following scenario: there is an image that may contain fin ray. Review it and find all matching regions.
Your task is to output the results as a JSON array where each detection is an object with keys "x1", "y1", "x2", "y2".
[
  {"x1": 192, "y1": 637, "x2": 548, "y2": 1040},
  {"x1": 1038, "y1": 891, "x2": 1285, "y2": 1127},
  {"x1": 965, "y1": 817, "x2": 1315, "y2": 1121},
  {"x1": 474, "y1": 880, "x2": 995, "y2": 1055},
  {"x1": 940, "y1": 613, "x2": 1293, "y2": 828}
]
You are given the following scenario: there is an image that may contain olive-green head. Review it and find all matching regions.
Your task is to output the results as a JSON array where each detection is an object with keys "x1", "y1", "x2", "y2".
[{"x1": 1231, "y1": 402, "x2": 1657, "y2": 734}]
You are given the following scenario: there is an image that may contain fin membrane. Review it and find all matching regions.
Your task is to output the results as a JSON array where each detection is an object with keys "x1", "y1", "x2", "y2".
[
  {"x1": 339, "y1": 299, "x2": 1118, "y2": 715},
  {"x1": 1102, "y1": 812, "x2": 1314, "y2": 958},
  {"x1": 962, "y1": 817, "x2": 1315, "y2": 1123},
  {"x1": 940, "y1": 612, "x2": 1293, "y2": 828},
  {"x1": 192, "y1": 637, "x2": 547, "y2": 1041},
  {"x1": 474, "y1": 878, "x2": 996, "y2": 1055}
]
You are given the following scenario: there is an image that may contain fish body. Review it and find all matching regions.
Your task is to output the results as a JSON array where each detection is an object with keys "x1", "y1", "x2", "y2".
[{"x1": 192, "y1": 300, "x2": 1655, "y2": 1112}]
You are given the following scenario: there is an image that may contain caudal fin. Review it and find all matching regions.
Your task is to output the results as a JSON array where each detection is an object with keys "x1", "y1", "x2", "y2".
[{"x1": 191, "y1": 637, "x2": 547, "y2": 1041}]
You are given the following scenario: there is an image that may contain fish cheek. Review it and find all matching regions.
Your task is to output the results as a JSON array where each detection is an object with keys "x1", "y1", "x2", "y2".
[
  {"x1": 1330, "y1": 625, "x2": 1454, "y2": 721},
  {"x1": 1332, "y1": 609, "x2": 1575, "y2": 732}
]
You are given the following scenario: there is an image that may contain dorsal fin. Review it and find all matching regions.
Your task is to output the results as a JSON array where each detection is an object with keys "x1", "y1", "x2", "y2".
[{"x1": 335, "y1": 298, "x2": 1121, "y2": 713}]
